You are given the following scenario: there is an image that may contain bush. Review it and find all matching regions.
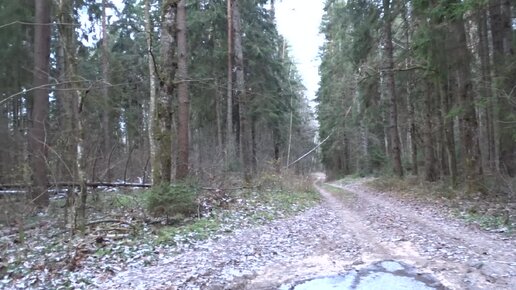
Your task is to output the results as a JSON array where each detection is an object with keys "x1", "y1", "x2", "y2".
[{"x1": 145, "y1": 183, "x2": 198, "y2": 220}]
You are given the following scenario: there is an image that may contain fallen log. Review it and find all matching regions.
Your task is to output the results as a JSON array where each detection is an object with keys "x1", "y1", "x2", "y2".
[{"x1": 0, "y1": 181, "x2": 151, "y2": 190}]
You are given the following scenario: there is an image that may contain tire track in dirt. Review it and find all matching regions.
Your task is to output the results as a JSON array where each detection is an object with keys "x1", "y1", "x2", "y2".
[
  {"x1": 249, "y1": 176, "x2": 441, "y2": 289},
  {"x1": 323, "y1": 180, "x2": 516, "y2": 290}
]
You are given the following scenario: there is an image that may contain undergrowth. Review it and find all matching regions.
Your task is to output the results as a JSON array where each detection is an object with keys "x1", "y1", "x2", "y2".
[
  {"x1": 0, "y1": 173, "x2": 321, "y2": 289},
  {"x1": 366, "y1": 176, "x2": 514, "y2": 233},
  {"x1": 154, "y1": 181, "x2": 320, "y2": 245}
]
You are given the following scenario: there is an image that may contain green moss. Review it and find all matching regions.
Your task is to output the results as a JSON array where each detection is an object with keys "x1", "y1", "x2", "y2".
[
  {"x1": 456, "y1": 210, "x2": 512, "y2": 232},
  {"x1": 156, "y1": 218, "x2": 220, "y2": 244},
  {"x1": 145, "y1": 183, "x2": 198, "y2": 219},
  {"x1": 153, "y1": 182, "x2": 321, "y2": 244}
]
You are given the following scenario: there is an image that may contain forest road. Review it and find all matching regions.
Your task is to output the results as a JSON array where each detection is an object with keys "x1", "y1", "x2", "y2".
[
  {"x1": 248, "y1": 175, "x2": 516, "y2": 290},
  {"x1": 98, "y1": 175, "x2": 516, "y2": 290}
]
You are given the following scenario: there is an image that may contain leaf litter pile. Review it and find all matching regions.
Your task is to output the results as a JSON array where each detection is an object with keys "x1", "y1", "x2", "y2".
[{"x1": 0, "y1": 180, "x2": 320, "y2": 289}]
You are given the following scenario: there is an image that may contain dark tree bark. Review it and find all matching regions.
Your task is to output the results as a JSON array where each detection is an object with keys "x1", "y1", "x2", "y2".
[
  {"x1": 423, "y1": 81, "x2": 437, "y2": 182},
  {"x1": 441, "y1": 81, "x2": 458, "y2": 186},
  {"x1": 233, "y1": 0, "x2": 252, "y2": 182},
  {"x1": 225, "y1": 0, "x2": 236, "y2": 166},
  {"x1": 381, "y1": 0, "x2": 403, "y2": 178},
  {"x1": 490, "y1": 0, "x2": 515, "y2": 175},
  {"x1": 407, "y1": 95, "x2": 418, "y2": 176},
  {"x1": 0, "y1": 101, "x2": 8, "y2": 183},
  {"x1": 28, "y1": 0, "x2": 51, "y2": 206},
  {"x1": 215, "y1": 79, "x2": 224, "y2": 157},
  {"x1": 477, "y1": 6, "x2": 495, "y2": 173},
  {"x1": 272, "y1": 127, "x2": 281, "y2": 173},
  {"x1": 449, "y1": 4, "x2": 481, "y2": 191},
  {"x1": 176, "y1": 0, "x2": 189, "y2": 180},
  {"x1": 152, "y1": 0, "x2": 177, "y2": 185}
]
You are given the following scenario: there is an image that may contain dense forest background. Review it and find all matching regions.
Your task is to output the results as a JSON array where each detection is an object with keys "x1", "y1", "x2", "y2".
[
  {"x1": 0, "y1": 0, "x2": 318, "y2": 207},
  {"x1": 318, "y1": 0, "x2": 515, "y2": 194},
  {"x1": 1, "y1": 0, "x2": 515, "y2": 212},
  {"x1": 1, "y1": 1, "x2": 515, "y2": 288}
]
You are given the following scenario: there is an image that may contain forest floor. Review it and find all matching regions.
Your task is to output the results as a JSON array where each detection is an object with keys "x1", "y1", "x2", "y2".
[
  {"x1": 93, "y1": 174, "x2": 516, "y2": 290},
  {"x1": 1, "y1": 175, "x2": 514, "y2": 289}
]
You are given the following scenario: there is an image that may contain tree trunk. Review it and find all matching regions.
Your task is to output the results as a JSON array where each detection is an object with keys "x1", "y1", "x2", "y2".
[
  {"x1": 0, "y1": 100, "x2": 8, "y2": 183},
  {"x1": 381, "y1": 0, "x2": 403, "y2": 178},
  {"x1": 490, "y1": 0, "x2": 515, "y2": 175},
  {"x1": 57, "y1": 0, "x2": 88, "y2": 232},
  {"x1": 441, "y1": 80, "x2": 458, "y2": 186},
  {"x1": 101, "y1": 0, "x2": 112, "y2": 181},
  {"x1": 153, "y1": 0, "x2": 177, "y2": 185},
  {"x1": 272, "y1": 127, "x2": 281, "y2": 173},
  {"x1": 477, "y1": 6, "x2": 495, "y2": 173},
  {"x1": 423, "y1": 81, "x2": 437, "y2": 182},
  {"x1": 225, "y1": 0, "x2": 236, "y2": 166},
  {"x1": 232, "y1": 0, "x2": 252, "y2": 182},
  {"x1": 450, "y1": 7, "x2": 481, "y2": 191},
  {"x1": 251, "y1": 117, "x2": 257, "y2": 173},
  {"x1": 145, "y1": 0, "x2": 158, "y2": 184},
  {"x1": 215, "y1": 79, "x2": 224, "y2": 157},
  {"x1": 176, "y1": 0, "x2": 189, "y2": 180},
  {"x1": 407, "y1": 91, "x2": 418, "y2": 176},
  {"x1": 29, "y1": 0, "x2": 51, "y2": 207}
]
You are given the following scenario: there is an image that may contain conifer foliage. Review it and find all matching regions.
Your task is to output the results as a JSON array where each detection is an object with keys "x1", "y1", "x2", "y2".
[
  {"x1": 0, "y1": 0, "x2": 316, "y2": 207},
  {"x1": 317, "y1": 0, "x2": 515, "y2": 188}
]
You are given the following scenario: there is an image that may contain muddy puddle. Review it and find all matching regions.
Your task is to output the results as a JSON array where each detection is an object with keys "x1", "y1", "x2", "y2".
[{"x1": 280, "y1": 260, "x2": 446, "y2": 290}]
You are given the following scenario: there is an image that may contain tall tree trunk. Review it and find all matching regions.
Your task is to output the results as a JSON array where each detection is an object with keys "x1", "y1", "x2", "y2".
[
  {"x1": 225, "y1": 0, "x2": 236, "y2": 166},
  {"x1": 440, "y1": 80, "x2": 458, "y2": 186},
  {"x1": 489, "y1": 0, "x2": 503, "y2": 173},
  {"x1": 232, "y1": 0, "x2": 252, "y2": 181},
  {"x1": 490, "y1": 0, "x2": 515, "y2": 175},
  {"x1": 215, "y1": 79, "x2": 224, "y2": 158},
  {"x1": 145, "y1": 0, "x2": 158, "y2": 184},
  {"x1": 0, "y1": 102, "x2": 8, "y2": 183},
  {"x1": 407, "y1": 90, "x2": 418, "y2": 176},
  {"x1": 101, "y1": 0, "x2": 112, "y2": 181},
  {"x1": 251, "y1": 117, "x2": 257, "y2": 173},
  {"x1": 29, "y1": 0, "x2": 51, "y2": 207},
  {"x1": 272, "y1": 127, "x2": 281, "y2": 173},
  {"x1": 477, "y1": 6, "x2": 495, "y2": 173},
  {"x1": 153, "y1": 0, "x2": 177, "y2": 185},
  {"x1": 450, "y1": 6, "x2": 481, "y2": 190},
  {"x1": 176, "y1": 0, "x2": 189, "y2": 180},
  {"x1": 58, "y1": 0, "x2": 88, "y2": 231},
  {"x1": 381, "y1": 0, "x2": 403, "y2": 177},
  {"x1": 423, "y1": 81, "x2": 437, "y2": 181}
]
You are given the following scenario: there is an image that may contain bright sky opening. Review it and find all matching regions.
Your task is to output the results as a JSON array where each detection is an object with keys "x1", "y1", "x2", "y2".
[{"x1": 275, "y1": 0, "x2": 325, "y2": 102}]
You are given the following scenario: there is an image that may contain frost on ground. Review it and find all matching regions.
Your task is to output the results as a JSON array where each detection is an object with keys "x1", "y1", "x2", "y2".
[
  {"x1": 2, "y1": 176, "x2": 515, "y2": 290},
  {"x1": 0, "y1": 185, "x2": 319, "y2": 290},
  {"x1": 96, "y1": 176, "x2": 515, "y2": 290}
]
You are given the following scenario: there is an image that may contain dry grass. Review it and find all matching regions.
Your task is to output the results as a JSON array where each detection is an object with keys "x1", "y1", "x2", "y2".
[{"x1": 366, "y1": 176, "x2": 515, "y2": 232}]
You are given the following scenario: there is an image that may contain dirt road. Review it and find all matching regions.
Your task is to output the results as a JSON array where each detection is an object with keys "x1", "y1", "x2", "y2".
[{"x1": 97, "y1": 177, "x2": 516, "y2": 289}]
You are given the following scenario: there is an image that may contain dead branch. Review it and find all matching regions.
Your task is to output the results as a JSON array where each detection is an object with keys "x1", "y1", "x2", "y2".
[{"x1": 86, "y1": 219, "x2": 134, "y2": 228}]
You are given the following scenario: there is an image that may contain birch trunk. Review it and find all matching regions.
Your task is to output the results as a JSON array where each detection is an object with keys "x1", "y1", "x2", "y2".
[{"x1": 145, "y1": 0, "x2": 158, "y2": 184}]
